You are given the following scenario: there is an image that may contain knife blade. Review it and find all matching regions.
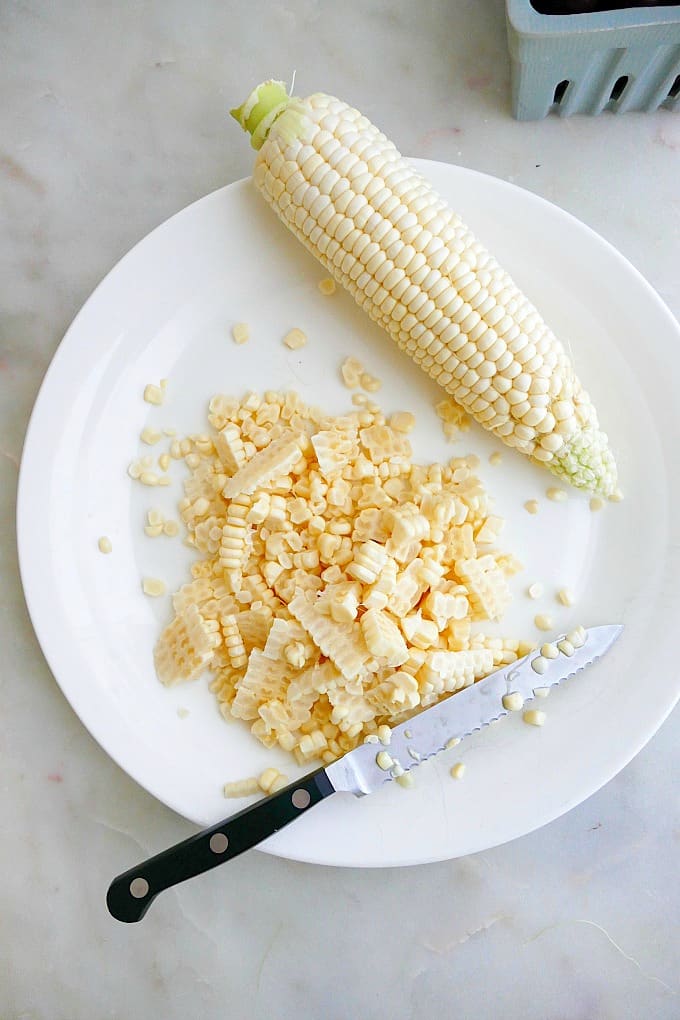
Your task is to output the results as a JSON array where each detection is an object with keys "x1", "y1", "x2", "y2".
[
  {"x1": 107, "y1": 623, "x2": 622, "y2": 922},
  {"x1": 326, "y1": 623, "x2": 623, "y2": 796}
]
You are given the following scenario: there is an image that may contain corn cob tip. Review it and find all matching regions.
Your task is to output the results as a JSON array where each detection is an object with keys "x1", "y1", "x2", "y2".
[
  {"x1": 230, "y1": 80, "x2": 291, "y2": 150},
  {"x1": 548, "y1": 427, "x2": 617, "y2": 497}
]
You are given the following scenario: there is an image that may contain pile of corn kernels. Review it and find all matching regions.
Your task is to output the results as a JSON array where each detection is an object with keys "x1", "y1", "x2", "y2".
[{"x1": 153, "y1": 387, "x2": 531, "y2": 767}]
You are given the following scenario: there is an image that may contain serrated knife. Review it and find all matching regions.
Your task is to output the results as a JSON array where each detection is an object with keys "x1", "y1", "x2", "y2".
[{"x1": 107, "y1": 623, "x2": 622, "y2": 922}]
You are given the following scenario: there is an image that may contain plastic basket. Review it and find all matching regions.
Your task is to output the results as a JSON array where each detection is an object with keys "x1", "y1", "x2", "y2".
[{"x1": 506, "y1": 0, "x2": 680, "y2": 118}]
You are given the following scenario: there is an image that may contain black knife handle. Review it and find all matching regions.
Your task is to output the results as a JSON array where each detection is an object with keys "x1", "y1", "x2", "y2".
[{"x1": 106, "y1": 767, "x2": 334, "y2": 923}]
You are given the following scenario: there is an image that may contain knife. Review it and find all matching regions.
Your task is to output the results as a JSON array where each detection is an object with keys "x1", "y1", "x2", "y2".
[{"x1": 107, "y1": 623, "x2": 622, "y2": 922}]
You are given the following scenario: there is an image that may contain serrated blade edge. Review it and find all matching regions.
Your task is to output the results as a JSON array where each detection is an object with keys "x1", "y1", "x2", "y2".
[{"x1": 325, "y1": 624, "x2": 623, "y2": 796}]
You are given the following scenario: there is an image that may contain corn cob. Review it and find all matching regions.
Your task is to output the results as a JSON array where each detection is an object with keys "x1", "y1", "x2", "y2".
[{"x1": 231, "y1": 81, "x2": 617, "y2": 496}]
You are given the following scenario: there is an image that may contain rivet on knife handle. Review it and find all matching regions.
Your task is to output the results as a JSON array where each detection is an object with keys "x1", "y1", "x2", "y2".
[{"x1": 106, "y1": 767, "x2": 334, "y2": 923}]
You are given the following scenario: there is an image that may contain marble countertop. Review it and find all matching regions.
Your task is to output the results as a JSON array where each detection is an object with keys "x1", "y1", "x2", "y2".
[{"x1": 2, "y1": 2, "x2": 679, "y2": 1017}]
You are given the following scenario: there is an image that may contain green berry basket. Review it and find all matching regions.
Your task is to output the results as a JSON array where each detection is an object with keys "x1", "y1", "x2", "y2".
[{"x1": 506, "y1": 0, "x2": 680, "y2": 118}]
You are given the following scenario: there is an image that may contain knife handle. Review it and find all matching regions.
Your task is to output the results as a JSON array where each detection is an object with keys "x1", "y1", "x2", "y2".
[{"x1": 106, "y1": 767, "x2": 334, "y2": 923}]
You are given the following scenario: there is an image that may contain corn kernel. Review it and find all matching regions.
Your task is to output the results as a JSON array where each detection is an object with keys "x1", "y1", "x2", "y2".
[
  {"x1": 140, "y1": 427, "x2": 162, "y2": 445},
  {"x1": 98, "y1": 536, "x2": 112, "y2": 554},
  {"x1": 318, "y1": 277, "x2": 336, "y2": 296},
  {"x1": 143, "y1": 383, "x2": 164, "y2": 406},
  {"x1": 360, "y1": 372, "x2": 381, "y2": 393},
  {"x1": 546, "y1": 487, "x2": 567, "y2": 503},
  {"x1": 283, "y1": 328, "x2": 307, "y2": 350},
  {"x1": 142, "y1": 577, "x2": 166, "y2": 597},
  {"x1": 502, "y1": 692, "x2": 523, "y2": 712},
  {"x1": 389, "y1": 411, "x2": 415, "y2": 434},
  {"x1": 341, "y1": 356, "x2": 363, "y2": 388},
  {"x1": 232, "y1": 322, "x2": 250, "y2": 344},
  {"x1": 396, "y1": 772, "x2": 414, "y2": 789}
]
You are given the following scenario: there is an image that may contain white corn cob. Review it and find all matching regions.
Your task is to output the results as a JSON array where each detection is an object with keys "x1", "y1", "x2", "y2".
[{"x1": 232, "y1": 81, "x2": 617, "y2": 495}]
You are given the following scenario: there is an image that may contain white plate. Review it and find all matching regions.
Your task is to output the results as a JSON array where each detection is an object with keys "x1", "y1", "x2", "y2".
[{"x1": 18, "y1": 160, "x2": 680, "y2": 867}]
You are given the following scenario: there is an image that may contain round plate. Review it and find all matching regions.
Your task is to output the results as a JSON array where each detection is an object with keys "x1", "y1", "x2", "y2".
[{"x1": 18, "y1": 160, "x2": 680, "y2": 867}]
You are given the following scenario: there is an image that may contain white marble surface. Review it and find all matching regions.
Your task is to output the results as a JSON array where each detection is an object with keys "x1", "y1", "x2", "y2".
[{"x1": 2, "y1": 1, "x2": 679, "y2": 1016}]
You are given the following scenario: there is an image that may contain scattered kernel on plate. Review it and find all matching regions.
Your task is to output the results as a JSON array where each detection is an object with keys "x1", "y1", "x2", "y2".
[
  {"x1": 534, "y1": 686, "x2": 551, "y2": 698},
  {"x1": 158, "y1": 452, "x2": 171, "y2": 472},
  {"x1": 140, "y1": 426, "x2": 162, "y2": 445},
  {"x1": 143, "y1": 383, "x2": 164, "y2": 406},
  {"x1": 318, "y1": 276, "x2": 336, "y2": 296},
  {"x1": 524, "y1": 499, "x2": 539, "y2": 515},
  {"x1": 534, "y1": 613, "x2": 553, "y2": 631},
  {"x1": 389, "y1": 411, "x2": 415, "y2": 434},
  {"x1": 341, "y1": 356, "x2": 363, "y2": 388},
  {"x1": 360, "y1": 372, "x2": 381, "y2": 393},
  {"x1": 140, "y1": 470, "x2": 160, "y2": 486},
  {"x1": 445, "y1": 736, "x2": 461, "y2": 750},
  {"x1": 232, "y1": 322, "x2": 250, "y2": 345},
  {"x1": 376, "y1": 750, "x2": 393, "y2": 771},
  {"x1": 557, "y1": 587, "x2": 574, "y2": 607},
  {"x1": 377, "y1": 724, "x2": 392, "y2": 745},
  {"x1": 351, "y1": 392, "x2": 368, "y2": 407},
  {"x1": 540, "y1": 642, "x2": 559, "y2": 659},
  {"x1": 546, "y1": 487, "x2": 567, "y2": 502},
  {"x1": 223, "y1": 776, "x2": 260, "y2": 798},
  {"x1": 163, "y1": 427, "x2": 177, "y2": 437},
  {"x1": 396, "y1": 772, "x2": 415, "y2": 789},
  {"x1": 144, "y1": 524, "x2": 163, "y2": 538},
  {"x1": 142, "y1": 577, "x2": 166, "y2": 597},
  {"x1": 523, "y1": 709, "x2": 546, "y2": 727},
  {"x1": 163, "y1": 520, "x2": 179, "y2": 537},
  {"x1": 435, "y1": 398, "x2": 458, "y2": 423},
  {"x1": 258, "y1": 767, "x2": 288, "y2": 794},
  {"x1": 502, "y1": 692, "x2": 524, "y2": 712},
  {"x1": 527, "y1": 582, "x2": 543, "y2": 600},
  {"x1": 489, "y1": 451, "x2": 503, "y2": 466},
  {"x1": 531, "y1": 655, "x2": 549, "y2": 675},
  {"x1": 589, "y1": 496, "x2": 605, "y2": 512},
  {"x1": 97, "y1": 536, "x2": 112, "y2": 554},
  {"x1": 450, "y1": 762, "x2": 466, "y2": 780},
  {"x1": 567, "y1": 625, "x2": 587, "y2": 647},
  {"x1": 283, "y1": 327, "x2": 307, "y2": 350},
  {"x1": 608, "y1": 488, "x2": 624, "y2": 503}
]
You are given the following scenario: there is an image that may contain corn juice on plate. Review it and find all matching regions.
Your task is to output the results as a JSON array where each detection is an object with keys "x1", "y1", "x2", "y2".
[{"x1": 18, "y1": 157, "x2": 680, "y2": 867}]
